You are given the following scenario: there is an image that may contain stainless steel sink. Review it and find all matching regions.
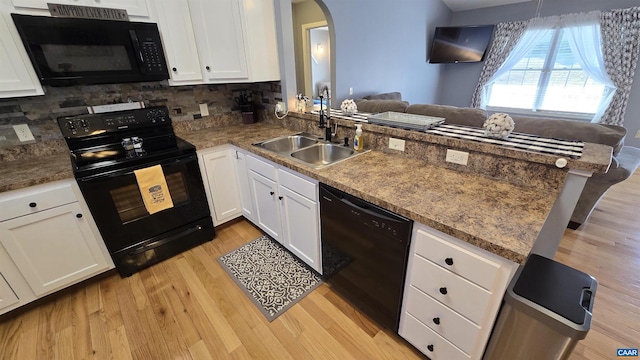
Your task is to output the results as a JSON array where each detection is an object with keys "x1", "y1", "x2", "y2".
[
  {"x1": 290, "y1": 143, "x2": 355, "y2": 167},
  {"x1": 253, "y1": 132, "x2": 367, "y2": 169},
  {"x1": 254, "y1": 134, "x2": 318, "y2": 153}
]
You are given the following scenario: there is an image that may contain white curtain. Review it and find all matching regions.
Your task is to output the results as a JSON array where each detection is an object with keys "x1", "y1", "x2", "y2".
[
  {"x1": 470, "y1": 20, "x2": 529, "y2": 108},
  {"x1": 562, "y1": 12, "x2": 616, "y2": 123},
  {"x1": 479, "y1": 16, "x2": 559, "y2": 108}
]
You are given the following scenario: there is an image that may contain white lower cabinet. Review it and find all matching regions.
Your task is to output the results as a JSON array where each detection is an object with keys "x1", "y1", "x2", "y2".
[
  {"x1": 399, "y1": 223, "x2": 518, "y2": 359},
  {"x1": 277, "y1": 169, "x2": 320, "y2": 272},
  {"x1": 0, "y1": 273, "x2": 19, "y2": 311},
  {"x1": 233, "y1": 148, "x2": 256, "y2": 222},
  {"x1": 199, "y1": 146, "x2": 243, "y2": 226},
  {"x1": 246, "y1": 154, "x2": 321, "y2": 273},
  {"x1": 248, "y1": 169, "x2": 282, "y2": 241},
  {"x1": 0, "y1": 179, "x2": 113, "y2": 315}
]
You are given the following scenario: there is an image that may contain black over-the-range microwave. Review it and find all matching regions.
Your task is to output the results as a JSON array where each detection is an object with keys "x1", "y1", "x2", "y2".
[{"x1": 11, "y1": 14, "x2": 169, "y2": 86}]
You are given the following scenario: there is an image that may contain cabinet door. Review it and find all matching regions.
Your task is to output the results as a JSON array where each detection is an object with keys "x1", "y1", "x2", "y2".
[
  {"x1": 234, "y1": 149, "x2": 256, "y2": 222},
  {"x1": 241, "y1": 0, "x2": 279, "y2": 82},
  {"x1": 153, "y1": 0, "x2": 203, "y2": 85},
  {"x1": 0, "y1": 13, "x2": 44, "y2": 98},
  {"x1": 278, "y1": 185, "x2": 321, "y2": 273},
  {"x1": 0, "y1": 202, "x2": 111, "y2": 297},
  {"x1": 248, "y1": 170, "x2": 281, "y2": 242},
  {"x1": 200, "y1": 148, "x2": 242, "y2": 225},
  {"x1": 188, "y1": 0, "x2": 249, "y2": 82},
  {"x1": 0, "y1": 273, "x2": 19, "y2": 311}
]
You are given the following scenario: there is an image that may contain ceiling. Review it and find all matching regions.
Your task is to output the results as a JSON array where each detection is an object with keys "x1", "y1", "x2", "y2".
[
  {"x1": 291, "y1": 0, "x2": 534, "y2": 12},
  {"x1": 442, "y1": 0, "x2": 533, "y2": 11}
]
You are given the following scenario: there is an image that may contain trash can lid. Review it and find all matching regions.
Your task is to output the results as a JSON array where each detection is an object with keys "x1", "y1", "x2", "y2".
[{"x1": 513, "y1": 254, "x2": 596, "y2": 325}]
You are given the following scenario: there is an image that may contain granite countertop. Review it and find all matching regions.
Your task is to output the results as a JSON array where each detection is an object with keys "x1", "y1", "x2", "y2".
[
  {"x1": 179, "y1": 123, "x2": 561, "y2": 264},
  {"x1": 0, "y1": 122, "x2": 571, "y2": 264}
]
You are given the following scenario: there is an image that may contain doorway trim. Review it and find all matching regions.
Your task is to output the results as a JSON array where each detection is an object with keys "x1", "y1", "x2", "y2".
[{"x1": 301, "y1": 20, "x2": 328, "y2": 98}]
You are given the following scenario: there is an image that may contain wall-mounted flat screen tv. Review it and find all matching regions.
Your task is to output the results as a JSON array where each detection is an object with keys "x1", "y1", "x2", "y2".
[{"x1": 429, "y1": 25, "x2": 495, "y2": 64}]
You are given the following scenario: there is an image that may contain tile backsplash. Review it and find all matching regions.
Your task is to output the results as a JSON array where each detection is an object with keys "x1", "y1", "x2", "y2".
[{"x1": 0, "y1": 80, "x2": 281, "y2": 148}]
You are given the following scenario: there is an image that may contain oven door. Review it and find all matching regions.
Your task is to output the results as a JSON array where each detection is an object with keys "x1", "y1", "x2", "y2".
[{"x1": 76, "y1": 153, "x2": 211, "y2": 255}]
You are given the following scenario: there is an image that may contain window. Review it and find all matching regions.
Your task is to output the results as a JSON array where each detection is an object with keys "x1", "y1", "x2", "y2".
[{"x1": 485, "y1": 26, "x2": 612, "y2": 119}]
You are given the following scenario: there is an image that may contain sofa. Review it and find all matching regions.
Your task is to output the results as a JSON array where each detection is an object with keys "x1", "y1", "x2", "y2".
[{"x1": 355, "y1": 95, "x2": 640, "y2": 228}]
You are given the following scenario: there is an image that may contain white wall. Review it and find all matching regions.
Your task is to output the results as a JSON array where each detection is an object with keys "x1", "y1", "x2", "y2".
[{"x1": 310, "y1": 28, "x2": 330, "y2": 98}]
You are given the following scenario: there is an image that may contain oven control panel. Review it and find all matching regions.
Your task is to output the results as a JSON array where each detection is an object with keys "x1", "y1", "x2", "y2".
[{"x1": 58, "y1": 107, "x2": 170, "y2": 138}]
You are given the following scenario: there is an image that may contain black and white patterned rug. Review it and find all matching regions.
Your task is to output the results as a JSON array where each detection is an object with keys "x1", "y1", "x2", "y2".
[{"x1": 217, "y1": 235, "x2": 323, "y2": 321}]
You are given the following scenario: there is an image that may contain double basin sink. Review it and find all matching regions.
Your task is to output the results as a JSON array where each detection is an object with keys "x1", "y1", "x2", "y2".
[{"x1": 253, "y1": 133, "x2": 366, "y2": 169}]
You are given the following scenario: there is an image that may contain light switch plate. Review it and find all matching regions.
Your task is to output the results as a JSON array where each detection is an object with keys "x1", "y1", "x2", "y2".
[
  {"x1": 199, "y1": 103, "x2": 209, "y2": 116},
  {"x1": 13, "y1": 124, "x2": 35, "y2": 142},
  {"x1": 635, "y1": 130, "x2": 640, "y2": 139},
  {"x1": 389, "y1": 138, "x2": 405, "y2": 151},
  {"x1": 446, "y1": 149, "x2": 469, "y2": 165}
]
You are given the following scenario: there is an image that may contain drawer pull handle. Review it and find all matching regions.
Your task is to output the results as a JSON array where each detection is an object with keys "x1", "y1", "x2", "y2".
[
  {"x1": 270, "y1": 191, "x2": 275, "y2": 195},
  {"x1": 427, "y1": 344, "x2": 434, "y2": 352},
  {"x1": 76, "y1": 213, "x2": 83, "y2": 218},
  {"x1": 439, "y1": 287, "x2": 448, "y2": 295},
  {"x1": 445, "y1": 257, "x2": 454, "y2": 266},
  {"x1": 432, "y1": 317, "x2": 440, "y2": 325},
  {"x1": 29, "y1": 202, "x2": 37, "y2": 208}
]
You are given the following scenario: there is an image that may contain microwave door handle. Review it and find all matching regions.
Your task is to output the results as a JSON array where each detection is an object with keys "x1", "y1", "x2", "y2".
[{"x1": 129, "y1": 30, "x2": 145, "y2": 65}]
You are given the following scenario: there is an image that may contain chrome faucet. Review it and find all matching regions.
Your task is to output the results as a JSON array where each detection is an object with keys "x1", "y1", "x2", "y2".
[{"x1": 318, "y1": 85, "x2": 334, "y2": 141}]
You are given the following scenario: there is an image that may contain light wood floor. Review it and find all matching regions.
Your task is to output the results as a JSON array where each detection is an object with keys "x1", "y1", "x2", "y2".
[{"x1": 1, "y1": 170, "x2": 639, "y2": 360}]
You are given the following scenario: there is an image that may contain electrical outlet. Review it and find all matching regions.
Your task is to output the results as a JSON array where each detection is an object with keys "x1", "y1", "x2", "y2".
[
  {"x1": 389, "y1": 138, "x2": 405, "y2": 151},
  {"x1": 275, "y1": 102, "x2": 285, "y2": 113},
  {"x1": 446, "y1": 149, "x2": 469, "y2": 165},
  {"x1": 349, "y1": 87, "x2": 353, "y2": 95},
  {"x1": 199, "y1": 103, "x2": 209, "y2": 116},
  {"x1": 635, "y1": 130, "x2": 640, "y2": 139},
  {"x1": 13, "y1": 124, "x2": 35, "y2": 142}
]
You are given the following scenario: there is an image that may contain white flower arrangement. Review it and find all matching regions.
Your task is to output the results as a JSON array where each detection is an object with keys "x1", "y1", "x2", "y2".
[
  {"x1": 340, "y1": 99, "x2": 358, "y2": 116},
  {"x1": 483, "y1": 112, "x2": 515, "y2": 139},
  {"x1": 295, "y1": 93, "x2": 310, "y2": 112}
]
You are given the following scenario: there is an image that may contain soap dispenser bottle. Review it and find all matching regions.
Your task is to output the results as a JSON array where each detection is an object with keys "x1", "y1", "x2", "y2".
[{"x1": 354, "y1": 124, "x2": 363, "y2": 151}]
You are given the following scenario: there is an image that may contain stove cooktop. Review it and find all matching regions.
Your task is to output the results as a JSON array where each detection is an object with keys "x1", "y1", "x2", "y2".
[{"x1": 57, "y1": 106, "x2": 197, "y2": 178}]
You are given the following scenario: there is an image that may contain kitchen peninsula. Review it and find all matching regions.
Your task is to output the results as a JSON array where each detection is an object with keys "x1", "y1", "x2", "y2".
[{"x1": 1, "y1": 112, "x2": 611, "y2": 264}]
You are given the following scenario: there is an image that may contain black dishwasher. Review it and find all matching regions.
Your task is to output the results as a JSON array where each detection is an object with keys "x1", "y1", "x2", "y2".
[{"x1": 320, "y1": 183, "x2": 413, "y2": 331}]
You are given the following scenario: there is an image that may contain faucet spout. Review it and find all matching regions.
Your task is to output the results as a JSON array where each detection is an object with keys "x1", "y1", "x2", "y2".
[{"x1": 319, "y1": 85, "x2": 332, "y2": 141}]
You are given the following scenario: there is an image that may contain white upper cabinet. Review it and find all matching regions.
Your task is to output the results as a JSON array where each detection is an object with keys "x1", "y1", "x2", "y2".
[
  {"x1": 153, "y1": 0, "x2": 203, "y2": 85},
  {"x1": 242, "y1": 0, "x2": 279, "y2": 82},
  {"x1": 10, "y1": 0, "x2": 150, "y2": 17},
  {"x1": 188, "y1": 0, "x2": 248, "y2": 82},
  {"x1": 0, "y1": 12, "x2": 44, "y2": 98},
  {"x1": 151, "y1": 0, "x2": 279, "y2": 85}
]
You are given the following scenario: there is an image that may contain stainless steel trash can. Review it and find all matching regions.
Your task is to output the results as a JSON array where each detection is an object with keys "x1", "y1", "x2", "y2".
[{"x1": 483, "y1": 254, "x2": 597, "y2": 360}]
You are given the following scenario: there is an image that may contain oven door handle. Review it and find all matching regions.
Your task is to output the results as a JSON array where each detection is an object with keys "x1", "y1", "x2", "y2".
[
  {"x1": 77, "y1": 154, "x2": 197, "y2": 182},
  {"x1": 128, "y1": 224, "x2": 203, "y2": 256}
]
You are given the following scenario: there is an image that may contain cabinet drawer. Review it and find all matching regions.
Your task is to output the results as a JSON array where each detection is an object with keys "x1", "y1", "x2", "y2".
[
  {"x1": 410, "y1": 255, "x2": 491, "y2": 325},
  {"x1": 414, "y1": 227, "x2": 500, "y2": 291},
  {"x1": 247, "y1": 154, "x2": 276, "y2": 180},
  {"x1": 277, "y1": 168, "x2": 317, "y2": 200},
  {"x1": 0, "y1": 180, "x2": 76, "y2": 222},
  {"x1": 405, "y1": 286, "x2": 480, "y2": 355},
  {"x1": 400, "y1": 312, "x2": 470, "y2": 360}
]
